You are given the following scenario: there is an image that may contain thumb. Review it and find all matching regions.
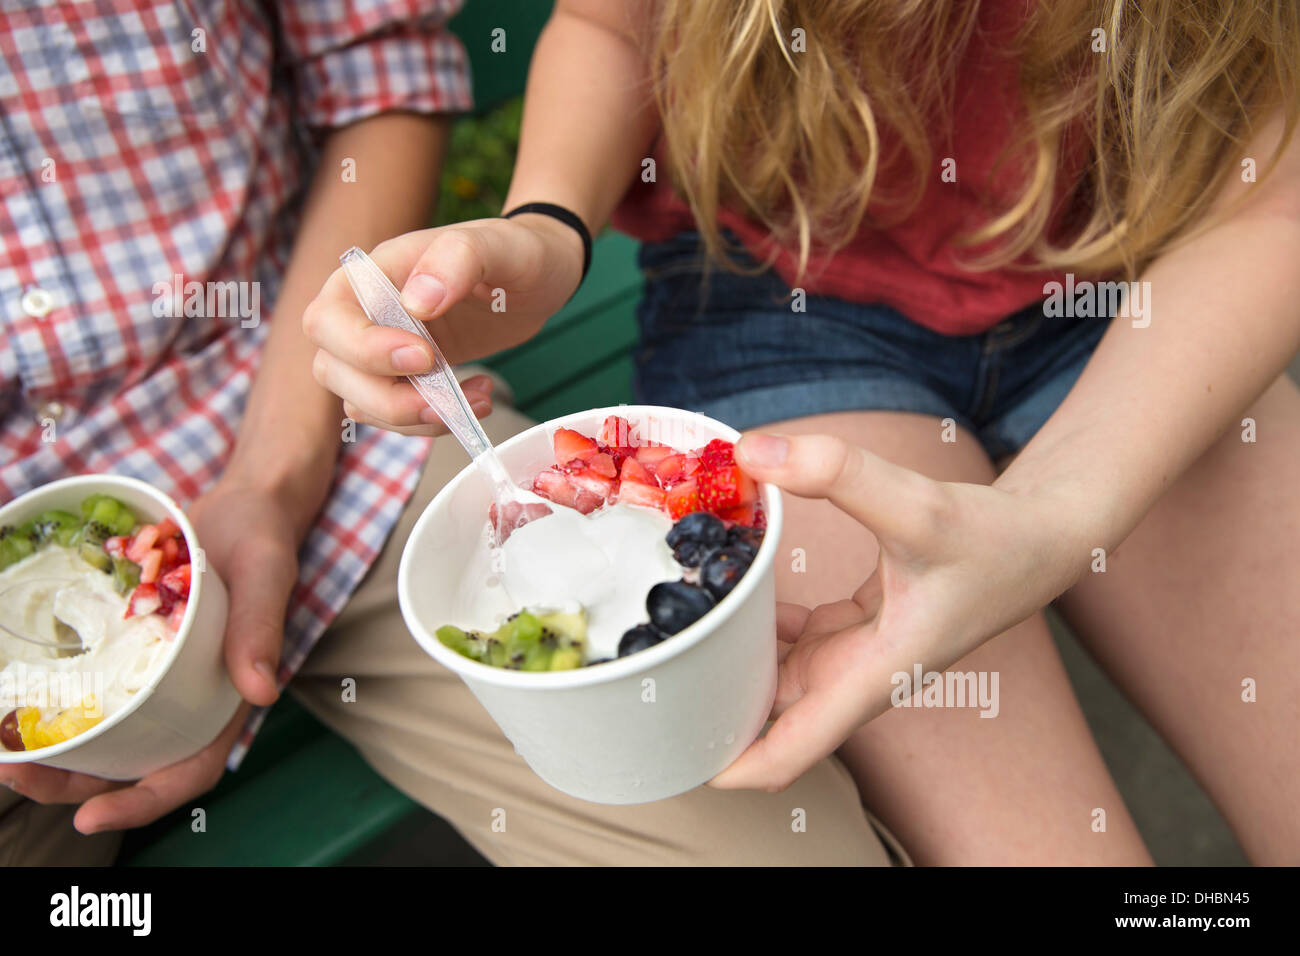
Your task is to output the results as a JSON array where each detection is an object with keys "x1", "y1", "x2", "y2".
[
  {"x1": 735, "y1": 432, "x2": 939, "y2": 539},
  {"x1": 399, "y1": 224, "x2": 521, "y2": 320},
  {"x1": 218, "y1": 555, "x2": 291, "y2": 707},
  {"x1": 710, "y1": 678, "x2": 866, "y2": 792}
]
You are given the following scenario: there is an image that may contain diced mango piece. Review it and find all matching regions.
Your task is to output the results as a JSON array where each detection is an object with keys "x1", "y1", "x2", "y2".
[{"x1": 17, "y1": 696, "x2": 104, "y2": 749}]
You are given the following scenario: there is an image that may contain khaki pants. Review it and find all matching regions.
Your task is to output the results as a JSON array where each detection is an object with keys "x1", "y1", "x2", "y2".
[{"x1": 0, "y1": 403, "x2": 908, "y2": 866}]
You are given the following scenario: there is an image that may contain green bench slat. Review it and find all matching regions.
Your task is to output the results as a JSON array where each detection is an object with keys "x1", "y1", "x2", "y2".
[
  {"x1": 490, "y1": 300, "x2": 638, "y2": 407},
  {"x1": 124, "y1": 727, "x2": 417, "y2": 866},
  {"x1": 526, "y1": 352, "x2": 638, "y2": 422}
]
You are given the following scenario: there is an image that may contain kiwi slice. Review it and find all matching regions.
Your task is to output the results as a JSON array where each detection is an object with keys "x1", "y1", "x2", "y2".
[
  {"x1": 111, "y1": 556, "x2": 141, "y2": 595},
  {"x1": 80, "y1": 494, "x2": 136, "y2": 537},
  {"x1": 33, "y1": 510, "x2": 83, "y2": 547},
  {"x1": 78, "y1": 538, "x2": 113, "y2": 572},
  {"x1": 0, "y1": 523, "x2": 37, "y2": 570},
  {"x1": 0, "y1": 495, "x2": 137, "y2": 573},
  {"x1": 436, "y1": 608, "x2": 588, "y2": 671}
]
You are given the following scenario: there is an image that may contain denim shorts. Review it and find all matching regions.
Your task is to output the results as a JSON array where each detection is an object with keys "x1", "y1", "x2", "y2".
[{"x1": 631, "y1": 232, "x2": 1112, "y2": 460}]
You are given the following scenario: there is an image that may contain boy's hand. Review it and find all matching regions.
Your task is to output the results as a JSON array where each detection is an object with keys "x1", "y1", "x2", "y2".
[
  {"x1": 0, "y1": 477, "x2": 305, "y2": 833},
  {"x1": 304, "y1": 215, "x2": 584, "y2": 434}
]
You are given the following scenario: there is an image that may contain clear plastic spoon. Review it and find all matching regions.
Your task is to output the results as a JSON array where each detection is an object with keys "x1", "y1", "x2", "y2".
[
  {"x1": 338, "y1": 247, "x2": 551, "y2": 541},
  {"x1": 0, "y1": 577, "x2": 86, "y2": 654}
]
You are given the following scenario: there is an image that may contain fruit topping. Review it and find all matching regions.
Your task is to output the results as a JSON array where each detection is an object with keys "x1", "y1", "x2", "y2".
[
  {"x1": 0, "y1": 710, "x2": 24, "y2": 752},
  {"x1": 697, "y1": 438, "x2": 737, "y2": 471},
  {"x1": 598, "y1": 415, "x2": 639, "y2": 448},
  {"x1": 532, "y1": 470, "x2": 602, "y2": 515},
  {"x1": 530, "y1": 422, "x2": 766, "y2": 531},
  {"x1": 615, "y1": 480, "x2": 666, "y2": 510},
  {"x1": 618, "y1": 625, "x2": 664, "y2": 657},
  {"x1": 124, "y1": 582, "x2": 162, "y2": 618},
  {"x1": 633, "y1": 445, "x2": 674, "y2": 471},
  {"x1": 436, "y1": 607, "x2": 588, "y2": 671},
  {"x1": 588, "y1": 452, "x2": 617, "y2": 478},
  {"x1": 699, "y1": 547, "x2": 754, "y2": 600},
  {"x1": 726, "y1": 524, "x2": 765, "y2": 557},
  {"x1": 696, "y1": 464, "x2": 758, "y2": 512},
  {"x1": 552, "y1": 427, "x2": 600, "y2": 466},
  {"x1": 665, "y1": 511, "x2": 728, "y2": 567},
  {"x1": 645, "y1": 580, "x2": 715, "y2": 635},
  {"x1": 12, "y1": 697, "x2": 104, "y2": 750},
  {"x1": 665, "y1": 479, "x2": 702, "y2": 520}
]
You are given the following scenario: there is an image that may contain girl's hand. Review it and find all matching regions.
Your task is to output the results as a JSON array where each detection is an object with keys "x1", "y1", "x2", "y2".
[
  {"x1": 709, "y1": 433, "x2": 1091, "y2": 792},
  {"x1": 303, "y1": 214, "x2": 585, "y2": 434}
]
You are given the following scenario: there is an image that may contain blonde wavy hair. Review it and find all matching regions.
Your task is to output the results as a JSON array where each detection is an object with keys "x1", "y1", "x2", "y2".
[{"x1": 649, "y1": 0, "x2": 1300, "y2": 282}]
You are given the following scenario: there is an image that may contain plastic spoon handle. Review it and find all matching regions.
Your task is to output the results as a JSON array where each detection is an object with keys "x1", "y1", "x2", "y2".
[{"x1": 338, "y1": 247, "x2": 511, "y2": 487}]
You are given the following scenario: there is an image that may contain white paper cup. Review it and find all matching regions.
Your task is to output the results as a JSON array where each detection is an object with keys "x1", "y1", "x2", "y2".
[
  {"x1": 398, "y1": 405, "x2": 782, "y2": 804},
  {"x1": 0, "y1": 475, "x2": 239, "y2": 780}
]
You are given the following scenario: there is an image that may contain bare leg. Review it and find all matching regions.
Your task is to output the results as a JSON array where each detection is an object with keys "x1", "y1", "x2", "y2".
[
  {"x1": 767, "y1": 410, "x2": 1151, "y2": 864},
  {"x1": 1059, "y1": 374, "x2": 1300, "y2": 864}
]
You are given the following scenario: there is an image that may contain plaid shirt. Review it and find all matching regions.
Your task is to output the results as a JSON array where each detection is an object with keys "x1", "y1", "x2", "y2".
[{"x1": 0, "y1": 0, "x2": 472, "y2": 768}]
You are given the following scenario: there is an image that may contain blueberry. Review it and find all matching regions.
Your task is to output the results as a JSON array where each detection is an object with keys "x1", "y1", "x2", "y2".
[
  {"x1": 726, "y1": 525, "x2": 764, "y2": 557},
  {"x1": 617, "y1": 626, "x2": 664, "y2": 657},
  {"x1": 700, "y1": 547, "x2": 753, "y2": 600},
  {"x1": 666, "y1": 512, "x2": 728, "y2": 567},
  {"x1": 645, "y1": 580, "x2": 716, "y2": 634}
]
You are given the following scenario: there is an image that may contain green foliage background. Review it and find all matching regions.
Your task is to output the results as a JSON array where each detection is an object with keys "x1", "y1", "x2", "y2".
[{"x1": 434, "y1": 98, "x2": 523, "y2": 226}]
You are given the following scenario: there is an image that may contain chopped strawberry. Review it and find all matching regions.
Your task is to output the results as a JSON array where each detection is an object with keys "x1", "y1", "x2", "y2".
[
  {"x1": 655, "y1": 453, "x2": 702, "y2": 486},
  {"x1": 655, "y1": 454, "x2": 686, "y2": 484},
  {"x1": 533, "y1": 469, "x2": 580, "y2": 509},
  {"x1": 533, "y1": 469, "x2": 605, "y2": 515},
  {"x1": 139, "y1": 548, "x2": 164, "y2": 584},
  {"x1": 124, "y1": 583, "x2": 161, "y2": 619},
  {"x1": 125, "y1": 524, "x2": 159, "y2": 563},
  {"x1": 588, "y1": 452, "x2": 617, "y2": 478},
  {"x1": 619, "y1": 457, "x2": 654, "y2": 485},
  {"x1": 604, "y1": 445, "x2": 638, "y2": 469},
  {"x1": 167, "y1": 600, "x2": 188, "y2": 633},
  {"x1": 160, "y1": 563, "x2": 192, "y2": 600},
  {"x1": 598, "y1": 415, "x2": 640, "y2": 448},
  {"x1": 666, "y1": 479, "x2": 703, "y2": 520},
  {"x1": 717, "y1": 504, "x2": 759, "y2": 526},
  {"x1": 104, "y1": 536, "x2": 128, "y2": 559},
  {"x1": 160, "y1": 536, "x2": 180, "y2": 566},
  {"x1": 617, "y1": 480, "x2": 666, "y2": 510},
  {"x1": 175, "y1": 536, "x2": 190, "y2": 565},
  {"x1": 157, "y1": 580, "x2": 178, "y2": 614},
  {"x1": 552, "y1": 428, "x2": 599, "y2": 466},
  {"x1": 634, "y1": 445, "x2": 674, "y2": 471},
  {"x1": 697, "y1": 439, "x2": 737, "y2": 471},
  {"x1": 697, "y1": 465, "x2": 759, "y2": 512},
  {"x1": 154, "y1": 517, "x2": 181, "y2": 540},
  {"x1": 568, "y1": 467, "x2": 615, "y2": 500},
  {"x1": 489, "y1": 502, "x2": 551, "y2": 542}
]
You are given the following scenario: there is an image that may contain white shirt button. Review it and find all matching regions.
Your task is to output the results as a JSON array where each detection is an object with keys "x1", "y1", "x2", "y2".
[
  {"x1": 21, "y1": 287, "x2": 55, "y2": 319},
  {"x1": 36, "y1": 401, "x2": 65, "y2": 425}
]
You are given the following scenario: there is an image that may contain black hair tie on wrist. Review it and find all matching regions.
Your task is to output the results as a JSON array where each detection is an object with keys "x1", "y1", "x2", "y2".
[{"x1": 503, "y1": 202, "x2": 593, "y2": 284}]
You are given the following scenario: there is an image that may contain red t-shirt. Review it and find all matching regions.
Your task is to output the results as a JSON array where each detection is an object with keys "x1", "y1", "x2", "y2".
[{"x1": 612, "y1": 0, "x2": 1089, "y2": 336}]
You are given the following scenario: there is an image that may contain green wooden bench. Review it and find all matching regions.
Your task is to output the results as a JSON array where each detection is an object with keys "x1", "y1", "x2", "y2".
[{"x1": 119, "y1": 0, "x2": 643, "y2": 866}]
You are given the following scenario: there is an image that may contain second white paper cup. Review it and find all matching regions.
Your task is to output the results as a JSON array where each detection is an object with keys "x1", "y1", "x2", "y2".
[
  {"x1": 0, "y1": 475, "x2": 240, "y2": 780},
  {"x1": 398, "y1": 405, "x2": 782, "y2": 804}
]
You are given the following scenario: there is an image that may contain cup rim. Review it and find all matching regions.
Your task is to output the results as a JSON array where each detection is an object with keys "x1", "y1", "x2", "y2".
[
  {"x1": 398, "y1": 405, "x2": 783, "y2": 690},
  {"x1": 0, "y1": 474, "x2": 208, "y2": 763}
]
